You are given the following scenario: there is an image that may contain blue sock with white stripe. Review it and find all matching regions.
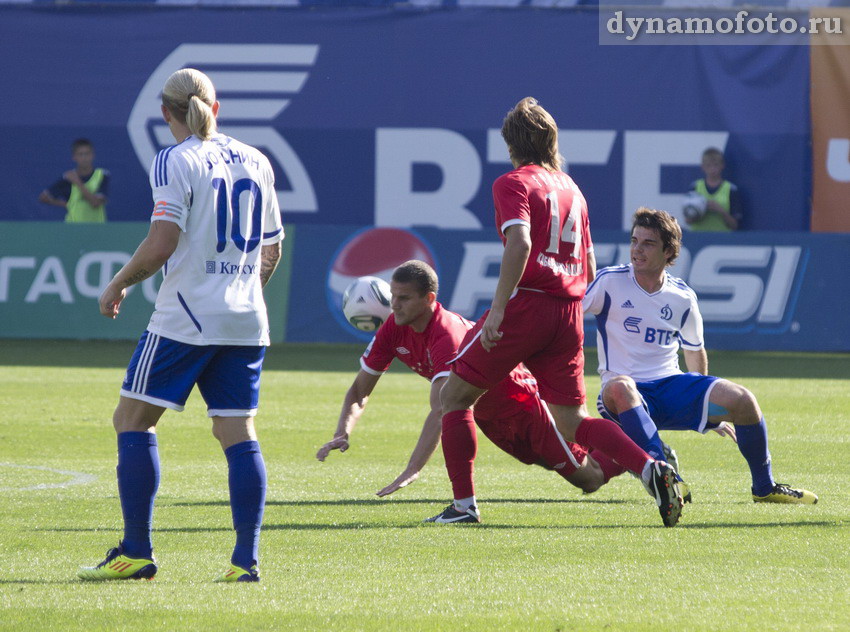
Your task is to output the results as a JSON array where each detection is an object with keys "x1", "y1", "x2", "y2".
[
  {"x1": 225, "y1": 440, "x2": 266, "y2": 570},
  {"x1": 617, "y1": 406, "x2": 665, "y2": 461},
  {"x1": 735, "y1": 418, "x2": 775, "y2": 496},
  {"x1": 116, "y1": 431, "x2": 159, "y2": 559}
]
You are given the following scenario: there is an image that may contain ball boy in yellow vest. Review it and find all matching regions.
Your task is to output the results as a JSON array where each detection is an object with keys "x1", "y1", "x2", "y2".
[
  {"x1": 39, "y1": 138, "x2": 109, "y2": 223},
  {"x1": 688, "y1": 147, "x2": 741, "y2": 232}
]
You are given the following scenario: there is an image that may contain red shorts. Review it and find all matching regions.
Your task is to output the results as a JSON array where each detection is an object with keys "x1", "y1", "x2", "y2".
[
  {"x1": 475, "y1": 393, "x2": 588, "y2": 477},
  {"x1": 452, "y1": 290, "x2": 586, "y2": 406}
]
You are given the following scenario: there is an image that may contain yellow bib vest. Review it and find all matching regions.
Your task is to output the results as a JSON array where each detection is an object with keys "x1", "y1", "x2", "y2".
[
  {"x1": 66, "y1": 168, "x2": 106, "y2": 223},
  {"x1": 690, "y1": 179, "x2": 731, "y2": 232}
]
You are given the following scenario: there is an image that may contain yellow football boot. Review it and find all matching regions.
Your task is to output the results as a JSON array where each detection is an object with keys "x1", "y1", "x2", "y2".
[
  {"x1": 78, "y1": 545, "x2": 157, "y2": 581},
  {"x1": 753, "y1": 483, "x2": 818, "y2": 504},
  {"x1": 214, "y1": 564, "x2": 260, "y2": 583}
]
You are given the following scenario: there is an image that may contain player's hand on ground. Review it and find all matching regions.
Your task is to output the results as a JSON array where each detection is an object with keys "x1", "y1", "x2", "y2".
[
  {"x1": 481, "y1": 308, "x2": 505, "y2": 351},
  {"x1": 376, "y1": 469, "x2": 420, "y2": 497},
  {"x1": 99, "y1": 283, "x2": 126, "y2": 319},
  {"x1": 712, "y1": 421, "x2": 737, "y2": 443},
  {"x1": 316, "y1": 435, "x2": 350, "y2": 461}
]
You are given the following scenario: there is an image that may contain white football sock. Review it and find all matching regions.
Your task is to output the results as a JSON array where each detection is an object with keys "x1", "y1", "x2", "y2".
[
  {"x1": 640, "y1": 460, "x2": 655, "y2": 486},
  {"x1": 454, "y1": 496, "x2": 477, "y2": 511}
]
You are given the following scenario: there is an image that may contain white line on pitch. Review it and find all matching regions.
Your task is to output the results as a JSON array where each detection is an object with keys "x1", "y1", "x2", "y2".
[{"x1": 0, "y1": 463, "x2": 97, "y2": 491}]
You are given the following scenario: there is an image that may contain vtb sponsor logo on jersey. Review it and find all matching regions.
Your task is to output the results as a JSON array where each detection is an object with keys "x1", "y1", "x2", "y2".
[
  {"x1": 623, "y1": 317, "x2": 642, "y2": 334},
  {"x1": 623, "y1": 315, "x2": 675, "y2": 345},
  {"x1": 128, "y1": 43, "x2": 320, "y2": 214}
]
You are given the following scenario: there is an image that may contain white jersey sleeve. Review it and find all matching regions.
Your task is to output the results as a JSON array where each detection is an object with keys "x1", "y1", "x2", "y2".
[
  {"x1": 260, "y1": 158, "x2": 283, "y2": 245},
  {"x1": 583, "y1": 265, "x2": 620, "y2": 315},
  {"x1": 677, "y1": 288, "x2": 704, "y2": 351},
  {"x1": 150, "y1": 145, "x2": 193, "y2": 230}
]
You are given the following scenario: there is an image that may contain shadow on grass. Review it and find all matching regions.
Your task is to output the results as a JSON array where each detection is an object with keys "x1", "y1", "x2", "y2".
[
  {"x1": 165, "y1": 497, "x2": 633, "y2": 507},
  {"x1": 40, "y1": 519, "x2": 842, "y2": 534},
  {"x1": 3, "y1": 340, "x2": 850, "y2": 378},
  {"x1": 0, "y1": 580, "x2": 88, "y2": 585}
]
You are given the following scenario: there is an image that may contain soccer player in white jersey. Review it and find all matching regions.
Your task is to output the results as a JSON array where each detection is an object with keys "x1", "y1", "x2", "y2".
[
  {"x1": 78, "y1": 69, "x2": 284, "y2": 583},
  {"x1": 583, "y1": 207, "x2": 816, "y2": 504}
]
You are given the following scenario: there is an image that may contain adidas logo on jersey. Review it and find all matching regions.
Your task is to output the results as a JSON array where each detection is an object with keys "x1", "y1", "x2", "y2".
[{"x1": 621, "y1": 300, "x2": 634, "y2": 308}]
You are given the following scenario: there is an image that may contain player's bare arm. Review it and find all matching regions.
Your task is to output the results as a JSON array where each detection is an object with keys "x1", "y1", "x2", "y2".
[
  {"x1": 482, "y1": 224, "x2": 531, "y2": 351},
  {"x1": 683, "y1": 348, "x2": 708, "y2": 375},
  {"x1": 98, "y1": 220, "x2": 180, "y2": 318},
  {"x1": 317, "y1": 369, "x2": 380, "y2": 461},
  {"x1": 376, "y1": 376, "x2": 446, "y2": 497},
  {"x1": 586, "y1": 248, "x2": 596, "y2": 284},
  {"x1": 259, "y1": 242, "x2": 282, "y2": 288}
]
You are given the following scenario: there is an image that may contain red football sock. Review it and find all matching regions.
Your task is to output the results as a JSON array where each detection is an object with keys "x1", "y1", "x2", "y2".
[
  {"x1": 441, "y1": 409, "x2": 478, "y2": 500},
  {"x1": 575, "y1": 417, "x2": 651, "y2": 475},
  {"x1": 589, "y1": 449, "x2": 627, "y2": 483}
]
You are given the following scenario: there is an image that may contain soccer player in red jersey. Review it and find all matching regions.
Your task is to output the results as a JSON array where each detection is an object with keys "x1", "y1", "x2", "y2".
[
  {"x1": 316, "y1": 261, "x2": 623, "y2": 499},
  {"x1": 433, "y1": 97, "x2": 683, "y2": 527}
]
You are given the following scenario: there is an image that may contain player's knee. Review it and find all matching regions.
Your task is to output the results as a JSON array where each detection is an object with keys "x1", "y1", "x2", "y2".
[
  {"x1": 112, "y1": 405, "x2": 153, "y2": 433},
  {"x1": 439, "y1": 383, "x2": 475, "y2": 412},
  {"x1": 604, "y1": 375, "x2": 639, "y2": 410},
  {"x1": 566, "y1": 461, "x2": 605, "y2": 493},
  {"x1": 111, "y1": 408, "x2": 123, "y2": 433},
  {"x1": 571, "y1": 472, "x2": 603, "y2": 494},
  {"x1": 734, "y1": 386, "x2": 761, "y2": 422},
  {"x1": 578, "y1": 476, "x2": 603, "y2": 493},
  {"x1": 719, "y1": 381, "x2": 761, "y2": 423}
]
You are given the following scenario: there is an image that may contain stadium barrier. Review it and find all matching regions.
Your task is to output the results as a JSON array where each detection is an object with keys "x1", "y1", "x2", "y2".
[
  {"x1": 2, "y1": 223, "x2": 848, "y2": 351},
  {"x1": 0, "y1": 222, "x2": 292, "y2": 342},
  {"x1": 2, "y1": 5, "x2": 810, "y2": 232}
]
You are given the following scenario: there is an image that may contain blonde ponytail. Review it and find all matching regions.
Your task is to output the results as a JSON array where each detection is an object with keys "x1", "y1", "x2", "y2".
[{"x1": 162, "y1": 68, "x2": 217, "y2": 140}]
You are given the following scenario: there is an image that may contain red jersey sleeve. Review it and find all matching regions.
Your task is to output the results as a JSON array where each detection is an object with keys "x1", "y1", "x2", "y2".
[
  {"x1": 493, "y1": 172, "x2": 531, "y2": 238},
  {"x1": 359, "y1": 318, "x2": 397, "y2": 375},
  {"x1": 428, "y1": 309, "x2": 473, "y2": 382},
  {"x1": 428, "y1": 332, "x2": 458, "y2": 382},
  {"x1": 582, "y1": 201, "x2": 593, "y2": 256}
]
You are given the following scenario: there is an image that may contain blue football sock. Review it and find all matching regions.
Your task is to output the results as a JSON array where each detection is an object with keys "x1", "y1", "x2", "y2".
[
  {"x1": 116, "y1": 431, "x2": 160, "y2": 559},
  {"x1": 225, "y1": 440, "x2": 267, "y2": 569},
  {"x1": 736, "y1": 418, "x2": 775, "y2": 496},
  {"x1": 617, "y1": 406, "x2": 665, "y2": 461}
]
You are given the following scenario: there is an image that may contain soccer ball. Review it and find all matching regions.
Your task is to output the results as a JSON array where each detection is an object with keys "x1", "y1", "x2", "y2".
[
  {"x1": 682, "y1": 192, "x2": 707, "y2": 222},
  {"x1": 342, "y1": 276, "x2": 392, "y2": 332}
]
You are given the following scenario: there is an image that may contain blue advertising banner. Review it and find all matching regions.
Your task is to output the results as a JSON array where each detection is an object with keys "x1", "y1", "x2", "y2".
[
  {"x1": 290, "y1": 225, "x2": 850, "y2": 352},
  {"x1": 0, "y1": 6, "x2": 810, "y2": 232},
  {"x1": 1, "y1": 223, "x2": 846, "y2": 351}
]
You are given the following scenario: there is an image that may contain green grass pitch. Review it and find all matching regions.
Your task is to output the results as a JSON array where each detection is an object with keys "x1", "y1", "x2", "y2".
[{"x1": 0, "y1": 340, "x2": 848, "y2": 631}]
